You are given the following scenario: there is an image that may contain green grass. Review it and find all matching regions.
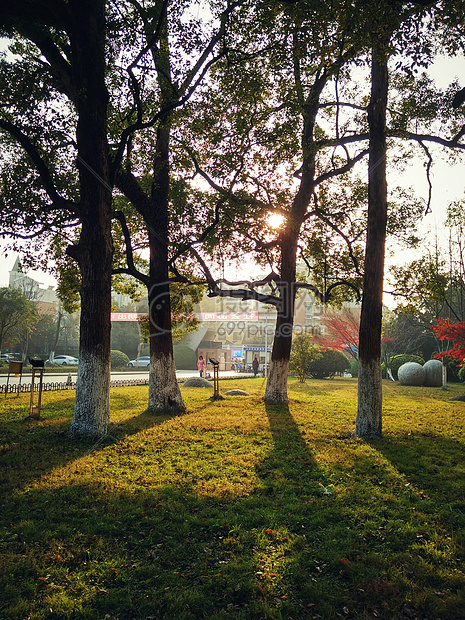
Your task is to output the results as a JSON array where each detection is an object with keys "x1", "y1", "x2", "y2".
[{"x1": 1, "y1": 377, "x2": 465, "y2": 619}]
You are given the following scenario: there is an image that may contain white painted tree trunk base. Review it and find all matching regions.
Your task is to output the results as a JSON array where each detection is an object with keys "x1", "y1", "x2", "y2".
[
  {"x1": 146, "y1": 355, "x2": 186, "y2": 414},
  {"x1": 70, "y1": 352, "x2": 110, "y2": 437},
  {"x1": 264, "y1": 359, "x2": 289, "y2": 404},
  {"x1": 356, "y1": 358, "x2": 383, "y2": 438}
]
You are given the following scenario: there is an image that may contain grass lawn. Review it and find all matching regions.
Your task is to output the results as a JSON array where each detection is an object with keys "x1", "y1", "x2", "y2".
[{"x1": 1, "y1": 377, "x2": 465, "y2": 619}]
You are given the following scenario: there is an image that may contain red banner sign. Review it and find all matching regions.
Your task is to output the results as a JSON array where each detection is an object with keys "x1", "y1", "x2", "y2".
[
  {"x1": 196, "y1": 312, "x2": 259, "y2": 321},
  {"x1": 110, "y1": 313, "x2": 147, "y2": 321}
]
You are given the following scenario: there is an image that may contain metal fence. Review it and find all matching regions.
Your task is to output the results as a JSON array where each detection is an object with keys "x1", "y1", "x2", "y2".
[{"x1": 0, "y1": 377, "x2": 150, "y2": 395}]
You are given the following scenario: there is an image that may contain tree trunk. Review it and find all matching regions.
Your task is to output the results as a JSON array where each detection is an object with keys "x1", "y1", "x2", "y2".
[
  {"x1": 264, "y1": 230, "x2": 298, "y2": 404},
  {"x1": 146, "y1": 262, "x2": 185, "y2": 414},
  {"x1": 69, "y1": 0, "x2": 113, "y2": 437},
  {"x1": 263, "y1": 70, "x2": 327, "y2": 404},
  {"x1": 355, "y1": 40, "x2": 389, "y2": 438},
  {"x1": 70, "y1": 218, "x2": 113, "y2": 437},
  {"x1": 145, "y1": 123, "x2": 185, "y2": 414}
]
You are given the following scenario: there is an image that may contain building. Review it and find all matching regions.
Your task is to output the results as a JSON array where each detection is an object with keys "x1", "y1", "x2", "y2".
[
  {"x1": 181, "y1": 268, "x2": 359, "y2": 370},
  {"x1": 8, "y1": 256, "x2": 59, "y2": 315}
]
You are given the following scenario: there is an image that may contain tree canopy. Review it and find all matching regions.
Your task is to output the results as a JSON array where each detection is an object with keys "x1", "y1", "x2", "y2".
[{"x1": 0, "y1": 286, "x2": 37, "y2": 353}]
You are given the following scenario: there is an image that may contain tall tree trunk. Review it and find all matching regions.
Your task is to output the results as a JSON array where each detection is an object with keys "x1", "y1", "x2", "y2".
[
  {"x1": 71, "y1": 219, "x2": 113, "y2": 436},
  {"x1": 146, "y1": 122, "x2": 185, "y2": 414},
  {"x1": 69, "y1": 0, "x2": 113, "y2": 437},
  {"x1": 112, "y1": 8, "x2": 184, "y2": 415},
  {"x1": 263, "y1": 69, "x2": 326, "y2": 404},
  {"x1": 146, "y1": 235, "x2": 185, "y2": 414},
  {"x1": 355, "y1": 40, "x2": 389, "y2": 438},
  {"x1": 264, "y1": 220, "x2": 299, "y2": 404}
]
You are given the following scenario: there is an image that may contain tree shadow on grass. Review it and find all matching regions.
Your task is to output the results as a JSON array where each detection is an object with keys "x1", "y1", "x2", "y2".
[
  {"x1": 372, "y1": 432, "x2": 465, "y2": 534},
  {"x1": 257, "y1": 402, "x2": 320, "y2": 501},
  {"x1": 3, "y1": 399, "x2": 465, "y2": 619},
  {"x1": 1, "y1": 402, "x2": 338, "y2": 620},
  {"x1": 0, "y1": 394, "x2": 186, "y2": 495}
]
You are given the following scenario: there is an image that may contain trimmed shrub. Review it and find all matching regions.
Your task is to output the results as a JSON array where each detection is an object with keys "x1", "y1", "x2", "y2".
[
  {"x1": 173, "y1": 345, "x2": 197, "y2": 370},
  {"x1": 111, "y1": 350, "x2": 130, "y2": 369},
  {"x1": 349, "y1": 358, "x2": 359, "y2": 378},
  {"x1": 289, "y1": 333, "x2": 322, "y2": 382},
  {"x1": 389, "y1": 354, "x2": 424, "y2": 381},
  {"x1": 182, "y1": 377, "x2": 213, "y2": 388},
  {"x1": 308, "y1": 349, "x2": 350, "y2": 379}
]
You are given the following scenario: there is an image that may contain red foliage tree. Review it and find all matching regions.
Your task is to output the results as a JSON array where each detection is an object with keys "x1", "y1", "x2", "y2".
[
  {"x1": 432, "y1": 318, "x2": 465, "y2": 364},
  {"x1": 314, "y1": 309, "x2": 360, "y2": 357}
]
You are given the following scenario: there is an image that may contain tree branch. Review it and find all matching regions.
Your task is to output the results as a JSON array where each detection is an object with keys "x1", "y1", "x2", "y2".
[
  {"x1": 0, "y1": 116, "x2": 78, "y2": 213},
  {"x1": 111, "y1": 0, "x2": 245, "y2": 177},
  {"x1": 113, "y1": 210, "x2": 149, "y2": 286},
  {"x1": 387, "y1": 130, "x2": 465, "y2": 150},
  {"x1": 314, "y1": 148, "x2": 370, "y2": 186}
]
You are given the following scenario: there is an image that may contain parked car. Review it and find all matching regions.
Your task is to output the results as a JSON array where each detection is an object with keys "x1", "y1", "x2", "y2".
[
  {"x1": 1, "y1": 354, "x2": 11, "y2": 362},
  {"x1": 127, "y1": 356, "x2": 150, "y2": 368},
  {"x1": 50, "y1": 355, "x2": 79, "y2": 366}
]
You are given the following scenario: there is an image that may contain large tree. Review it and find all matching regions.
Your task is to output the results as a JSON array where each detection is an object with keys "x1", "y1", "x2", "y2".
[
  {"x1": 109, "y1": 0, "x2": 245, "y2": 413},
  {"x1": 181, "y1": 0, "x2": 372, "y2": 403},
  {"x1": 179, "y1": 0, "x2": 463, "y2": 421},
  {"x1": 0, "y1": 0, "x2": 114, "y2": 436},
  {"x1": 356, "y1": 0, "x2": 465, "y2": 436}
]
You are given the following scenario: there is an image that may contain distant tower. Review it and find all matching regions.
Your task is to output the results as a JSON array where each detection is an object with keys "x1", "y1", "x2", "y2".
[{"x1": 9, "y1": 257, "x2": 39, "y2": 299}]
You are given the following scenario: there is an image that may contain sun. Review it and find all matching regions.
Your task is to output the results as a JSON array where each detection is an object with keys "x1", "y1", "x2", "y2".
[{"x1": 267, "y1": 212, "x2": 285, "y2": 229}]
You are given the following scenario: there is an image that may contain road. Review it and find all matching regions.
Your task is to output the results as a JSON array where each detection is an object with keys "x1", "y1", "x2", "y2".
[{"x1": 0, "y1": 369, "x2": 255, "y2": 387}]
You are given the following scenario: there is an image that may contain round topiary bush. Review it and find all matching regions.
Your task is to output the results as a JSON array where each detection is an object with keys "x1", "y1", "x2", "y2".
[
  {"x1": 111, "y1": 350, "x2": 130, "y2": 369},
  {"x1": 307, "y1": 349, "x2": 350, "y2": 379},
  {"x1": 182, "y1": 377, "x2": 213, "y2": 388},
  {"x1": 389, "y1": 354, "x2": 425, "y2": 381},
  {"x1": 398, "y1": 362, "x2": 425, "y2": 386}
]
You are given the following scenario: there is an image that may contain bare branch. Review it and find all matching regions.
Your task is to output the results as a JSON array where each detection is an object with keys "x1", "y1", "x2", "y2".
[
  {"x1": 111, "y1": 1, "x2": 246, "y2": 176},
  {"x1": 113, "y1": 210, "x2": 149, "y2": 286},
  {"x1": 417, "y1": 140, "x2": 433, "y2": 215},
  {"x1": 387, "y1": 130, "x2": 465, "y2": 150},
  {"x1": 170, "y1": 200, "x2": 223, "y2": 265},
  {"x1": 314, "y1": 148, "x2": 370, "y2": 186}
]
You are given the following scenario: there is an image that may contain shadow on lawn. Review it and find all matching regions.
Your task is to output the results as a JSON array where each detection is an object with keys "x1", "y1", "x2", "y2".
[
  {"x1": 373, "y1": 432, "x2": 465, "y2": 533},
  {"x1": 0, "y1": 399, "x2": 185, "y2": 494},
  {"x1": 258, "y1": 402, "x2": 319, "y2": 495},
  {"x1": 3, "y1": 399, "x2": 465, "y2": 619},
  {"x1": 1, "y1": 400, "x2": 341, "y2": 620}
]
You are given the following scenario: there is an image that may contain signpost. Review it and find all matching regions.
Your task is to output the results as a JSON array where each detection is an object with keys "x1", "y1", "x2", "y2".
[
  {"x1": 5, "y1": 360, "x2": 24, "y2": 397},
  {"x1": 208, "y1": 358, "x2": 223, "y2": 400},
  {"x1": 28, "y1": 358, "x2": 45, "y2": 419}
]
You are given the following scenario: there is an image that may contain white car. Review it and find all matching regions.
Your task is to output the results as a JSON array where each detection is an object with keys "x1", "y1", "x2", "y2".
[
  {"x1": 127, "y1": 356, "x2": 150, "y2": 368},
  {"x1": 51, "y1": 355, "x2": 79, "y2": 365}
]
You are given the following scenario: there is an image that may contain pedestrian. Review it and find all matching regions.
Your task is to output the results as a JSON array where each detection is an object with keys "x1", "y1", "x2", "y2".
[
  {"x1": 252, "y1": 357, "x2": 259, "y2": 377},
  {"x1": 197, "y1": 355, "x2": 206, "y2": 377}
]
